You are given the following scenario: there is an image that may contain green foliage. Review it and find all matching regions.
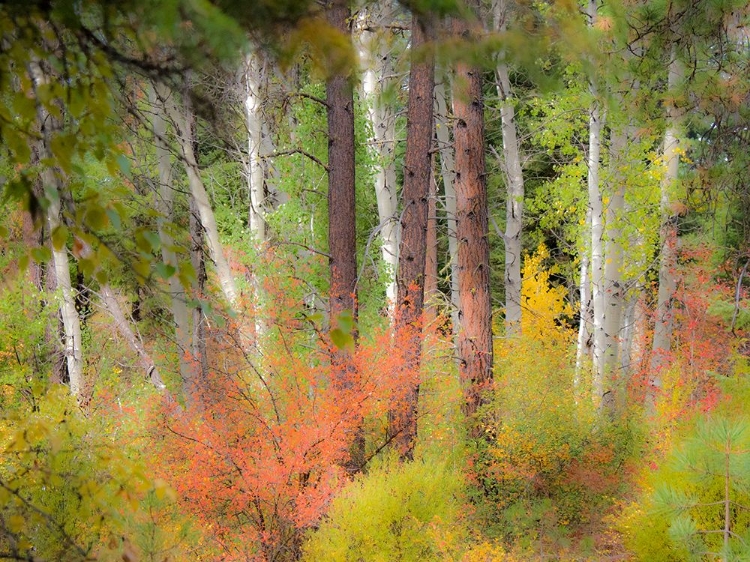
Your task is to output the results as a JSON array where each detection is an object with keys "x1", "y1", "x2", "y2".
[
  {"x1": 623, "y1": 377, "x2": 750, "y2": 561},
  {"x1": 0, "y1": 386, "x2": 186, "y2": 561},
  {"x1": 302, "y1": 454, "x2": 467, "y2": 562}
]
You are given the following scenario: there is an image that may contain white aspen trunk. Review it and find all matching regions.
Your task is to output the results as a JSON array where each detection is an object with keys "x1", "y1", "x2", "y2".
[
  {"x1": 47, "y1": 188, "x2": 84, "y2": 397},
  {"x1": 244, "y1": 52, "x2": 271, "y2": 349},
  {"x1": 589, "y1": 103, "x2": 605, "y2": 404},
  {"x1": 619, "y1": 283, "x2": 641, "y2": 376},
  {"x1": 574, "y1": 219, "x2": 593, "y2": 391},
  {"x1": 601, "y1": 127, "x2": 627, "y2": 409},
  {"x1": 245, "y1": 52, "x2": 267, "y2": 244},
  {"x1": 586, "y1": 0, "x2": 606, "y2": 406},
  {"x1": 358, "y1": 5, "x2": 400, "y2": 316},
  {"x1": 650, "y1": 51, "x2": 683, "y2": 394},
  {"x1": 150, "y1": 84, "x2": 194, "y2": 386},
  {"x1": 167, "y1": 93, "x2": 240, "y2": 310},
  {"x1": 494, "y1": 0, "x2": 524, "y2": 337},
  {"x1": 434, "y1": 78, "x2": 459, "y2": 332},
  {"x1": 100, "y1": 285, "x2": 166, "y2": 389},
  {"x1": 30, "y1": 61, "x2": 84, "y2": 398}
]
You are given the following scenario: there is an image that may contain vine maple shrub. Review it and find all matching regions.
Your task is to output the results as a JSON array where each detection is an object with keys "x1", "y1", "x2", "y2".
[{"x1": 152, "y1": 294, "x2": 424, "y2": 560}]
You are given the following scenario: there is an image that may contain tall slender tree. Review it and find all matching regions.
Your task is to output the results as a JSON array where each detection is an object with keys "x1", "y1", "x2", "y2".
[
  {"x1": 389, "y1": 8, "x2": 436, "y2": 458},
  {"x1": 493, "y1": 0, "x2": 525, "y2": 337},
  {"x1": 452, "y1": 0, "x2": 493, "y2": 420},
  {"x1": 326, "y1": 0, "x2": 358, "y2": 357}
]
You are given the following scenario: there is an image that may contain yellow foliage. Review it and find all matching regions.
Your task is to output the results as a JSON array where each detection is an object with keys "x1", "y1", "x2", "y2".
[{"x1": 518, "y1": 243, "x2": 574, "y2": 345}]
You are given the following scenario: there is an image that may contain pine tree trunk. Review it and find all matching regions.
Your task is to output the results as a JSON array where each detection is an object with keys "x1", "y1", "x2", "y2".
[
  {"x1": 326, "y1": 0, "x2": 358, "y2": 353},
  {"x1": 494, "y1": 0, "x2": 524, "y2": 337},
  {"x1": 390, "y1": 10, "x2": 435, "y2": 459},
  {"x1": 452, "y1": 3, "x2": 493, "y2": 420}
]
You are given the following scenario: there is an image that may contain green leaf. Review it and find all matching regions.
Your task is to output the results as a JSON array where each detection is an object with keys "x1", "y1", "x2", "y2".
[
  {"x1": 330, "y1": 328, "x2": 354, "y2": 351},
  {"x1": 116, "y1": 154, "x2": 132, "y2": 177},
  {"x1": 154, "y1": 263, "x2": 176, "y2": 280},
  {"x1": 31, "y1": 246, "x2": 51, "y2": 263},
  {"x1": 106, "y1": 208, "x2": 122, "y2": 231},
  {"x1": 51, "y1": 225, "x2": 68, "y2": 250}
]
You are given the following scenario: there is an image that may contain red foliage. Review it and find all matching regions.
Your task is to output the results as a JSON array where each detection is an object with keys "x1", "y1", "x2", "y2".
[{"x1": 151, "y1": 265, "x2": 423, "y2": 560}]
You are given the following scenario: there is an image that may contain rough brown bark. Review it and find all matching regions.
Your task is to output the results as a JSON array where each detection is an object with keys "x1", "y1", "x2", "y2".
[
  {"x1": 327, "y1": 0, "x2": 358, "y2": 350},
  {"x1": 452, "y1": 4, "x2": 493, "y2": 421},
  {"x1": 389, "y1": 11, "x2": 435, "y2": 459}
]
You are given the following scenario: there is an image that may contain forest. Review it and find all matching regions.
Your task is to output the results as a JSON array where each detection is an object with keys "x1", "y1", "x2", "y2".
[{"x1": 0, "y1": 0, "x2": 749, "y2": 560}]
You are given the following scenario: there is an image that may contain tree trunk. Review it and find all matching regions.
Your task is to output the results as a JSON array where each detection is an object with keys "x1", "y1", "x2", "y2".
[
  {"x1": 601, "y1": 127, "x2": 627, "y2": 411},
  {"x1": 150, "y1": 83, "x2": 195, "y2": 390},
  {"x1": 326, "y1": 0, "x2": 358, "y2": 352},
  {"x1": 189, "y1": 195, "x2": 209, "y2": 395},
  {"x1": 434, "y1": 78, "x2": 459, "y2": 335},
  {"x1": 358, "y1": 2, "x2": 400, "y2": 318},
  {"x1": 167, "y1": 90, "x2": 240, "y2": 310},
  {"x1": 100, "y1": 285, "x2": 166, "y2": 389},
  {"x1": 650, "y1": 51, "x2": 683, "y2": 397},
  {"x1": 452, "y1": 3, "x2": 493, "y2": 421},
  {"x1": 30, "y1": 61, "x2": 84, "y2": 399},
  {"x1": 494, "y1": 0, "x2": 524, "y2": 337},
  {"x1": 327, "y1": 0, "x2": 363, "y2": 473},
  {"x1": 390, "y1": 10, "x2": 435, "y2": 459},
  {"x1": 586, "y1": 0, "x2": 607, "y2": 407},
  {"x1": 245, "y1": 52, "x2": 268, "y2": 245},
  {"x1": 425, "y1": 164, "x2": 439, "y2": 321}
]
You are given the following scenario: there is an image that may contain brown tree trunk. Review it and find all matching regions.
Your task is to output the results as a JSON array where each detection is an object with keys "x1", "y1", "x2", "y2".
[
  {"x1": 326, "y1": 0, "x2": 362, "y2": 472},
  {"x1": 389, "y1": 11, "x2": 435, "y2": 459},
  {"x1": 326, "y1": 0, "x2": 358, "y2": 351},
  {"x1": 452, "y1": 4, "x2": 493, "y2": 421}
]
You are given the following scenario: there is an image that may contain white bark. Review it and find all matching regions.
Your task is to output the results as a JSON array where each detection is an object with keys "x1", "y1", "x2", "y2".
[
  {"x1": 167, "y1": 92, "x2": 240, "y2": 310},
  {"x1": 585, "y1": 0, "x2": 607, "y2": 406},
  {"x1": 245, "y1": 52, "x2": 267, "y2": 244},
  {"x1": 494, "y1": 0, "x2": 524, "y2": 337},
  {"x1": 358, "y1": 4, "x2": 400, "y2": 316},
  {"x1": 47, "y1": 188, "x2": 84, "y2": 397},
  {"x1": 150, "y1": 84, "x2": 194, "y2": 386},
  {"x1": 100, "y1": 285, "x2": 166, "y2": 389},
  {"x1": 434, "y1": 78, "x2": 459, "y2": 332},
  {"x1": 601, "y1": 128, "x2": 627, "y2": 410},
  {"x1": 30, "y1": 61, "x2": 84, "y2": 398},
  {"x1": 650, "y1": 51, "x2": 683, "y2": 391},
  {"x1": 574, "y1": 217, "x2": 593, "y2": 391}
]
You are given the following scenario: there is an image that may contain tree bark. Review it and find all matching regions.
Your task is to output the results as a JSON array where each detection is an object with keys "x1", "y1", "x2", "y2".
[
  {"x1": 390, "y1": 10, "x2": 435, "y2": 459},
  {"x1": 150, "y1": 83, "x2": 195, "y2": 390},
  {"x1": 30, "y1": 61, "x2": 84, "y2": 399},
  {"x1": 167, "y1": 90, "x2": 240, "y2": 311},
  {"x1": 100, "y1": 285, "x2": 166, "y2": 389},
  {"x1": 494, "y1": 0, "x2": 524, "y2": 337},
  {"x1": 601, "y1": 127, "x2": 627, "y2": 411},
  {"x1": 245, "y1": 52, "x2": 268, "y2": 245},
  {"x1": 358, "y1": 2, "x2": 400, "y2": 318},
  {"x1": 434, "y1": 78, "x2": 459, "y2": 335},
  {"x1": 326, "y1": 0, "x2": 358, "y2": 352},
  {"x1": 452, "y1": 3, "x2": 493, "y2": 420},
  {"x1": 650, "y1": 51, "x2": 683, "y2": 398}
]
